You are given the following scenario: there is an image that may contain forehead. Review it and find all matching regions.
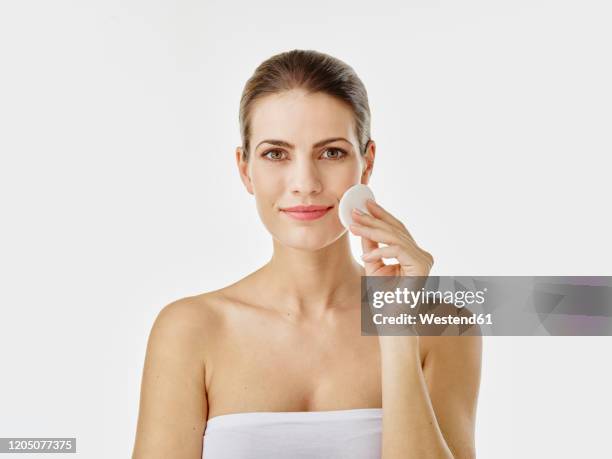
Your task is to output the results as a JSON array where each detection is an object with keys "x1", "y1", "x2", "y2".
[{"x1": 249, "y1": 89, "x2": 357, "y2": 148}]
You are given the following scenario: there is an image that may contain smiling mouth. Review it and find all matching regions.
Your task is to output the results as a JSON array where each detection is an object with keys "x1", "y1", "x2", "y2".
[{"x1": 280, "y1": 206, "x2": 334, "y2": 221}]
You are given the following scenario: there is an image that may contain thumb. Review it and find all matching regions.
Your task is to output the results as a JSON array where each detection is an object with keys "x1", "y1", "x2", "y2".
[{"x1": 360, "y1": 235, "x2": 384, "y2": 273}]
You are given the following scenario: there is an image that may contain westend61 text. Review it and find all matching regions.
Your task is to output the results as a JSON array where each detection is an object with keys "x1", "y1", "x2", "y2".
[{"x1": 372, "y1": 313, "x2": 493, "y2": 326}]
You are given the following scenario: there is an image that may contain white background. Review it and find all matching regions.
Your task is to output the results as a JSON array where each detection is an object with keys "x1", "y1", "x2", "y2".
[{"x1": 1, "y1": 1, "x2": 611, "y2": 458}]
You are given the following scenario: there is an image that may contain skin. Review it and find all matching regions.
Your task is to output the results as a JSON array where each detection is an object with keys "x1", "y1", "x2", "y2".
[{"x1": 132, "y1": 88, "x2": 482, "y2": 458}]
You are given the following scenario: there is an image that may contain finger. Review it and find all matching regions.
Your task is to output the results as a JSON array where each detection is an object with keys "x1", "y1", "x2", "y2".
[
  {"x1": 350, "y1": 222, "x2": 413, "y2": 248},
  {"x1": 362, "y1": 244, "x2": 430, "y2": 274},
  {"x1": 352, "y1": 208, "x2": 397, "y2": 234},
  {"x1": 361, "y1": 233, "x2": 381, "y2": 272},
  {"x1": 360, "y1": 230, "x2": 379, "y2": 254},
  {"x1": 356, "y1": 228, "x2": 384, "y2": 273},
  {"x1": 365, "y1": 199, "x2": 416, "y2": 242}
]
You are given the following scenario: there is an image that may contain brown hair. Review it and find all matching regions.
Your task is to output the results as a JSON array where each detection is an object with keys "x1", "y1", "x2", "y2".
[{"x1": 238, "y1": 49, "x2": 372, "y2": 161}]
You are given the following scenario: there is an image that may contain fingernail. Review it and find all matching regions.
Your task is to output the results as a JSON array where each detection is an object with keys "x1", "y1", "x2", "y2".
[{"x1": 353, "y1": 208, "x2": 364, "y2": 215}]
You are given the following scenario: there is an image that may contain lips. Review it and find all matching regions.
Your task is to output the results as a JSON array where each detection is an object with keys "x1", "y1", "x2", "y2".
[
  {"x1": 282, "y1": 205, "x2": 331, "y2": 212},
  {"x1": 280, "y1": 204, "x2": 334, "y2": 221}
]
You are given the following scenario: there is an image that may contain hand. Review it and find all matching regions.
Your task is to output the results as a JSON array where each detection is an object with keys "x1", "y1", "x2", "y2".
[
  {"x1": 350, "y1": 199, "x2": 434, "y2": 278},
  {"x1": 351, "y1": 199, "x2": 434, "y2": 342}
]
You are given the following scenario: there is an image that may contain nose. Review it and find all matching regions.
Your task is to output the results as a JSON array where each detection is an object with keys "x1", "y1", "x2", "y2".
[{"x1": 289, "y1": 155, "x2": 322, "y2": 196}]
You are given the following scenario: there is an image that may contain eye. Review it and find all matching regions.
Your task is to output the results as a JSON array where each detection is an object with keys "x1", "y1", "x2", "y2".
[
  {"x1": 321, "y1": 147, "x2": 348, "y2": 160},
  {"x1": 261, "y1": 149, "x2": 287, "y2": 161}
]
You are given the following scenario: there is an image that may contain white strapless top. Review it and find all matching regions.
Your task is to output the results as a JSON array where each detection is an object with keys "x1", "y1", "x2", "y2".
[{"x1": 202, "y1": 408, "x2": 383, "y2": 458}]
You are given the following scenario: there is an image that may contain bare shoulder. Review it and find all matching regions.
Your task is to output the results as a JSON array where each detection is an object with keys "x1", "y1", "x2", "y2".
[
  {"x1": 155, "y1": 292, "x2": 223, "y2": 331},
  {"x1": 132, "y1": 292, "x2": 226, "y2": 458},
  {"x1": 153, "y1": 277, "x2": 259, "y2": 342},
  {"x1": 153, "y1": 292, "x2": 230, "y2": 357}
]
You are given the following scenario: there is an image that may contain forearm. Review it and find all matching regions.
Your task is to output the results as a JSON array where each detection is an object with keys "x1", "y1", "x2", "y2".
[{"x1": 379, "y1": 336, "x2": 454, "y2": 459}]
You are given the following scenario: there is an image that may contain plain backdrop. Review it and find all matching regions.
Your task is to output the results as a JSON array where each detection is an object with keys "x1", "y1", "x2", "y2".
[{"x1": 1, "y1": 1, "x2": 611, "y2": 458}]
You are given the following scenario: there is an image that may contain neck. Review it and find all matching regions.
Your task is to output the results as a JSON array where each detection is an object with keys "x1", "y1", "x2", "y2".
[{"x1": 259, "y1": 233, "x2": 365, "y2": 319}]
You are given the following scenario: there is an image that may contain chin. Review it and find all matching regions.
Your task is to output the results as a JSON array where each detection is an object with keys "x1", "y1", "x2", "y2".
[{"x1": 276, "y1": 229, "x2": 345, "y2": 251}]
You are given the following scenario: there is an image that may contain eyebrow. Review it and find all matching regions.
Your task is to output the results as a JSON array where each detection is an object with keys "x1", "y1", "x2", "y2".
[{"x1": 254, "y1": 137, "x2": 352, "y2": 151}]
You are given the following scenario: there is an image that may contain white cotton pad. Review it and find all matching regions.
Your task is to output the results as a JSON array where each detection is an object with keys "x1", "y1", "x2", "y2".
[{"x1": 338, "y1": 184, "x2": 376, "y2": 229}]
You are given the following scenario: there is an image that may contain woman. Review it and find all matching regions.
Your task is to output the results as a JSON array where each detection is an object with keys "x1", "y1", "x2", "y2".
[{"x1": 132, "y1": 49, "x2": 482, "y2": 459}]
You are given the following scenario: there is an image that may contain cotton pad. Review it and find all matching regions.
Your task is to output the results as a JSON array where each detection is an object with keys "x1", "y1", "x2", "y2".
[{"x1": 338, "y1": 184, "x2": 376, "y2": 229}]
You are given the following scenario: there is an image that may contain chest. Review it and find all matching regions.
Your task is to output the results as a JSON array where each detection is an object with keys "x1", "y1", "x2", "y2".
[{"x1": 204, "y1": 306, "x2": 382, "y2": 418}]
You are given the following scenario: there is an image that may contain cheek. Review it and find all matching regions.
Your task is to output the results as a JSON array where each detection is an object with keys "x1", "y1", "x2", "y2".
[
  {"x1": 322, "y1": 164, "x2": 363, "y2": 193},
  {"x1": 250, "y1": 165, "x2": 283, "y2": 195},
  {"x1": 251, "y1": 173, "x2": 286, "y2": 219},
  {"x1": 327, "y1": 155, "x2": 363, "y2": 178}
]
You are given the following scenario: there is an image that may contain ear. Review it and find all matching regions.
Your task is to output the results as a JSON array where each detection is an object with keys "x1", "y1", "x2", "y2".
[
  {"x1": 236, "y1": 147, "x2": 254, "y2": 195},
  {"x1": 360, "y1": 140, "x2": 376, "y2": 185}
]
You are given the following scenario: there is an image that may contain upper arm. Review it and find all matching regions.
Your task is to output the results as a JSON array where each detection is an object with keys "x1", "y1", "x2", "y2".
[
  {"x1": 421, "y1": 334, "x2": 482, "y2": 459},
  {"x1": 132, "y1": 298, "x2": 209, "y2": 459}
]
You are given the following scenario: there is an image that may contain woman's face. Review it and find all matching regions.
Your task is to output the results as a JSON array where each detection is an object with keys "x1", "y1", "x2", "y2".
[{"x1": 237, "y1": 88, "x2": 375, "y2": 251}]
